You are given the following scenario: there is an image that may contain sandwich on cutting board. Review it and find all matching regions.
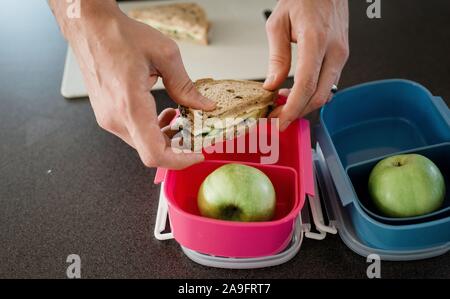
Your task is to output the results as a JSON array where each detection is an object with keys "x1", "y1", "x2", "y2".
[
  {"x1": 128, "y1": 2, "x2": 210, "y2": 45},
  {"x1": 176, "y1": 79, "x2": 278, "y2": 149}
]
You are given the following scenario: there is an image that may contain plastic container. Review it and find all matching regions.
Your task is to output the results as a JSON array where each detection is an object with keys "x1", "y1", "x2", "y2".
[
  {"x1": 316, "y1": 79, "x2": 450, "y2": 250},
  {"x1": 164, "y1": 161, "x2": 298, "y2": 258},
  {"x1": 152, "y1": 79, "x2": 449, "y2": 265},
  {"x1": 314, "y1": 144, "x2": 450, "y2": 261},
  {"x1": 180, "y1": 213, "x2": 305, "y2": 269},
  {"x1": 154, "y1": 119, "x2": 314, "y2": 258},
  {"x1": 347, "y1": 143, "x2": 450, "y2": 225},
  {"x1": 320, "y1": 80, "x2": 449, "y2": 170}
]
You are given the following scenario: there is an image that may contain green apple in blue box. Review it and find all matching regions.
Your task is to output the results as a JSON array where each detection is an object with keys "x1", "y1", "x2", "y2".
[
  {"x1": 198, "y1": 163, "x2": 276, "y2": 222},
  {"x1": 368, "y1": 154, "x2": 445, "y2": 218}
]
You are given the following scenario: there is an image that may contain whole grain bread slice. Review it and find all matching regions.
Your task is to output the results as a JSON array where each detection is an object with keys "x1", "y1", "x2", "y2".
[{"x1": 181, "y1": 79, "x2": 277, "y2": 121}]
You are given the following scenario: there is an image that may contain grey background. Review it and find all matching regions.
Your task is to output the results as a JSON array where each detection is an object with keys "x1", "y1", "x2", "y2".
[{"x1": 0, "y1": 0, "x2": 449, "y2": 278}]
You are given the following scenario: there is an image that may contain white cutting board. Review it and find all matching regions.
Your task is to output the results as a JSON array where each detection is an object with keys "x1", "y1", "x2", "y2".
[{"x1": 61, "y1": 0, "x2": 297, "y2": 98}]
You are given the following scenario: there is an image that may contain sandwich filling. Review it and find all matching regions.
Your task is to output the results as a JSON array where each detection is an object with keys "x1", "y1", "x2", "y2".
[{"x1": 177, "y1": 105, "x2": 270, "y2": 141}]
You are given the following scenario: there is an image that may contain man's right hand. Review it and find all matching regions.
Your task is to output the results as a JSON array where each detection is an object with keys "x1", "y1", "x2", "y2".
[{"x1": 49, "y1": 0, "x2": 215, "y2": 169}]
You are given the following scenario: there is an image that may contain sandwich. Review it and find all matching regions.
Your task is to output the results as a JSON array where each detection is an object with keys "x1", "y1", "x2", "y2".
[
  {"x1": 175, "y1": 79, "x2": 277, "y2": 150},
  {"x1": 128, "y1": 3, "x2": 210, "y2": 45}
]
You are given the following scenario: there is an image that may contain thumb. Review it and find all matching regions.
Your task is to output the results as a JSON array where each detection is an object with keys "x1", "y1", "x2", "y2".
[
  {"x1": 263, "y1": 16, "x2": 292, "y2": 90},
  {"x1": 158, "y1": 45, "x2": 216, "y2": 111}
]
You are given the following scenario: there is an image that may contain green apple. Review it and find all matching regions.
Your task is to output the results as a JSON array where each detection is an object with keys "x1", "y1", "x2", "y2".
[
  {"x1": 368, "y1": 154, "x2": 445, "y2": 218},
  {"x1": 198, "y1": 164, "x2": 276, "y2": 222}
]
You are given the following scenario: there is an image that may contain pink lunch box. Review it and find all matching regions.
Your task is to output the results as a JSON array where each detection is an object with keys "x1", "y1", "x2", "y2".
[{"x1": 154, "y1": 103, "x2": 314, "y2": 258}]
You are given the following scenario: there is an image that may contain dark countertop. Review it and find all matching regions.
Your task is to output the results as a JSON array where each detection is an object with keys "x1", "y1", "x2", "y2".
[{"x1": 0, "y1": 0, "x2": 449, "y2": 279}]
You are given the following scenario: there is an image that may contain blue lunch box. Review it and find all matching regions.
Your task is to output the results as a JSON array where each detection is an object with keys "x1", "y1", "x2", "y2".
[{"x1": 316, "y1": 79, "x2": 450, "y2": 253}]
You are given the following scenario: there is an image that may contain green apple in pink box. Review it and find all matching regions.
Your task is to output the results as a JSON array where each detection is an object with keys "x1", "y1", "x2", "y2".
[
  {"x1": 368, "y1": 154, "x2": 445, "y2": 218},
  {"x1": 198, "y1": 163, "x2": 276, "y2": 222}
]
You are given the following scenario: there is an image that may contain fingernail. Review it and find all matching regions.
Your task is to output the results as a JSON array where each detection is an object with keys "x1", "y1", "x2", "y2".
[
  {"x1": 264, "y1": 74, "x2": 275, "y2": 86},
  {"x1": 279, "y1": 88, "x2": 291, "y2": 97}
]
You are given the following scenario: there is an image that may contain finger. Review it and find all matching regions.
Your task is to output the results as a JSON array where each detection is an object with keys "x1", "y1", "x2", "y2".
[
  {"x1": 159, "y1": 147, "x2": 205, "y2": 170},
  {"x1": 158, "y1": 108, "x2": 177, "y2": 128},
  {"x1": 268, "y1": 105, "x2": 283, "y2": 119},
  {"x1": 301, "y1": 48, "x2": 347, "y2": 116},
  {"x1": 279, "y1": 88, "x2": 291, "y2": 97},
  {"x1": 127, "y1": 90, "x2": 204, "y2": 169},
  {"x1": 277, "y1": 31, "x2": 326, "y2": 131},
  {"x1": 91, "y1": 106, "x2": 136, "y2": 149},
  {"x1": 269, "y1": 88, "x2": 290, "y2": 119},
  {"x1": 137, "y1": 120, "x2": 205, "y2": 169},
  {"x1": 161, "y1": 124, "x2": 179, "y2": 139},
  {"x1": 301, "y1": 58, "x2": 338, "y2": 116},
  {"x1": 109, "y1": 126, "x2": 136, "y2": 149},
  {"x1": 104, "y1": 123, "x2": 136, "y2": 149},
  {"x1": 263, "y1": 12, "x2": 292, "y2": 91},
  {"x1": 327, "y1": 71, "x2": 343, "y2": 103},
  {"x1": 156, "y1": 42, "x2": 216, "y2": 111}
]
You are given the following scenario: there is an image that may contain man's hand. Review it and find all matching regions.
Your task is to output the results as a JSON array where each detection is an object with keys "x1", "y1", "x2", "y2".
[
  {"x1": 264, "y1": 0, "x2": 349, "y2": 131},
  {"x1": 49, "y1": 0, "x2": 215, "y2": 169}
]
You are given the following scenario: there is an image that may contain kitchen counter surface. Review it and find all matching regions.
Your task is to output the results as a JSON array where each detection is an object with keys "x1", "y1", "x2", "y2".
[{"x1": 0, "y1": 0, "x2": 449, "y2": 278}]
